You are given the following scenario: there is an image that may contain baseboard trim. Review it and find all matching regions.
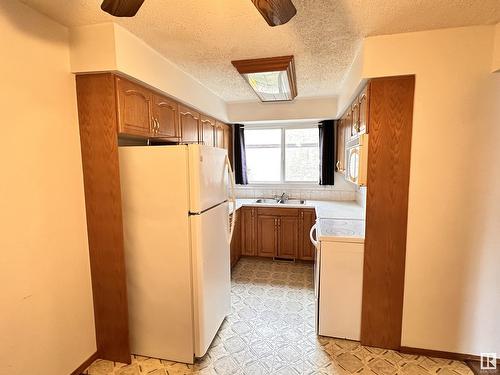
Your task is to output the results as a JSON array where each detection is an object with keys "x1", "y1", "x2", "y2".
[
  {"x1": 70, "y1": 351, "x2": 99, "y2": 375},
  {"x1": 400, "y1": 346, "x2": 481, "y2": 362}
]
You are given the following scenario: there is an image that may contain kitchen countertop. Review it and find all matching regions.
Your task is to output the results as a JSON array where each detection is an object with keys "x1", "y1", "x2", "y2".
[
  {"x1": 316, "y1": 218, "x2": 365, "y2": 243},
  {"x1": 230, "y1": 198, "x2": 365, "y2": 241}
]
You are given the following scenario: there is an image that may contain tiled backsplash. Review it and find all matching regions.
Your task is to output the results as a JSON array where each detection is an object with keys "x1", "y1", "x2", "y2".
[
  {"x1": 235, "y1": 185, "x2": 357, "y2": 201},
  {"x1": 235, "y1": 173, "x2": 361, "y2": 202}
]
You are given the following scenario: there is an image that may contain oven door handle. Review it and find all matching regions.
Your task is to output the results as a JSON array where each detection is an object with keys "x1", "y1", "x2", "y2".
[{"x1": 310, "y1": 223, "x2": 318, "y2": 248}]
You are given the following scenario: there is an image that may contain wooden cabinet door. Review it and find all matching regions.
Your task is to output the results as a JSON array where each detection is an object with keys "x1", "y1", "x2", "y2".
[
  {"x1": 278, "y1": 217, "x2": 299, "y2": 259},
  {"x1": 215, "y1": 122, "x2": 225, "y2": 148},
  {"x1": 116, "y1": 77, "x2": 152, "y2": 137},
  {"x1": 257, "y1": 215, "x2": 278, "y2": 258},
  {"x1": 230, "y1": 210, "x2": 242, "y2": 268},
  {"x1": 241, "y1": 207, "x2": 256, "y2": 256},
  {"x1": 201, "y1": 116, "x2": 216, "y2": 146},
  {"x1": 179, "y1": 105, "x2": 200, "y2": 143},
  {"x1": 223, "y1": 125, "x2": 231, "y2": 150},
  {"x1": 351, "y1": 100, "x2": 360, "y2": 139},
  {"x1": 223, "y1": 124, "x2": 232, "y2": 166},
  {"x1": 359, "y1": 84, "x2": 370, "y2": 135},
  {"x1": 152, "y1": 94, "x2": 180, "y2": 138},
  {"x1": 299, "y1": 209, "x2": 316, "y2": 260}
]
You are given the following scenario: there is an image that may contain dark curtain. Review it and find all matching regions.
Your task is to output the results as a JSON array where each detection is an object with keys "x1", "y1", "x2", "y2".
[
  {"x1": 233, "y1": 124, "x2": 248, "y2": 185},
  {"x1": 318, "y1": 120, "x2": 336, "y2": 185}
]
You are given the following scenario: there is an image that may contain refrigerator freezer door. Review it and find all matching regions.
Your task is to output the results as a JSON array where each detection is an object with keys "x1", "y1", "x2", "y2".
[
  {"x1": 190, "y1": 202, "x2": 231, "y2": 358},
  {"x1": 188, "y1": 145, "x2": 229, "y2": 213},
  {"x1": 119, "y1": 146, "x2": 195, "y2": 364}
]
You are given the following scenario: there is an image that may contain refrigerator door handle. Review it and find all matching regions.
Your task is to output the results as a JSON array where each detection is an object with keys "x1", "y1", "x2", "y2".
[{"x1": 225, "y1": 154, "x2": 236, "y2": 244}]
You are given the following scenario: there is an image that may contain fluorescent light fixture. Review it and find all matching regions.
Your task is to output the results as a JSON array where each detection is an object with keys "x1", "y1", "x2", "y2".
[{"x1": 232, "y1": 56, "x2": 297, "y2": 102}]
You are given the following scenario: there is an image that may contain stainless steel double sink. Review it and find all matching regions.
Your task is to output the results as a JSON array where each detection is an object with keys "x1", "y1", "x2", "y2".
[{"x1": 255, "y1": 198, "x2": 306, "y2": 205}]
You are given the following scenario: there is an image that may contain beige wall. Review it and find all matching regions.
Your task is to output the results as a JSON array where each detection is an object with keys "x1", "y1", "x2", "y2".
[
  {"x1": 336, "y1": 45, "x2": 365, "y2": 118},
  {"x1": 70, "y1": 23, "x2": 228, "y2": 122},
  {"x1": 227, "y1": 96, "x2": 338, "y2": 123},
  {"x1": 493, "y1": 23, "x2": 500, "y2": 72},
  {"x1": 361, "y1": 26, "x2": 500, "y2": 355},
  {"x1": 0, "y1": 1, "x2": 96, "y2": 374}
]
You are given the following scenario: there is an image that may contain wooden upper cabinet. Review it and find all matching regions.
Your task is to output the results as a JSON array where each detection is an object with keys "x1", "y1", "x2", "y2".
[
  {"x1": 344, "y1": 107, "x2": 353, "y2": 140},
  {"x1": 223, "y1": 125, "x2": 231, "y2": 150},
  {"x1": 299, "y1": 209, "x2": 316, "y2": 261},
  {"x1": 152, "y1": 94, "x2": 180, "y2": 139},
  {"x1": 179, "y1": 105, "x2": 200, "y2": 143},
  {"x1": 113, "y1": 75, "x2": 227, "y2": 143},
  {"x1": 351, "y1": 99, "x2": 360, "y2": 139},
  {"x1": 358, "y1": 83, "x2": 370, "y2": 135},
  {"x1": 241, "y1": 207, "x2": 256, "y2": 256},
  {"x1": 116, "y1": 77, "x2": 152, "y2": 137},
  {"x1": 215, "y1": 122, "x2": 225, "y2": 149},
  {"x1": 257, "y1": 215, "x2": 278, "y2": 258},
  {"x1": 278, "y1": 216, "x2": 299, "y2": 259},
  {"x1": 201, "y1": 116, "x2": 216, "y2": 147}
]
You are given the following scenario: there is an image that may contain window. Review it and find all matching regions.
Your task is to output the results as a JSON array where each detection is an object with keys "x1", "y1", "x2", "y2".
[{"x1": 245, "y1": 126, "x2": 319, "y2": 184}]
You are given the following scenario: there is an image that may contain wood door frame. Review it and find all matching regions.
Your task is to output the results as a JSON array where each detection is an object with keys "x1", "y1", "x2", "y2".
[
  {"x1": 361, "y1": 75, "x2": 415, "y2": 350},
  {"x1": 76, "y1": 73, "x2": 131, "y2": 363}
]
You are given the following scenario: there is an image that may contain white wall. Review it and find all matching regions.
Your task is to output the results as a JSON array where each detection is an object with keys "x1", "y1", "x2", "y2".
[
  {"x1": 227, "y1": 96, "x2": 337, "y2": 123},
  {"x1": 70, "y1": 23, "x2": 228, "y2": 122},
  {"x1": 361, "y1": 26, "x2": 500, "y2": 356},
  {"x1": 0, "y1": 1, "x2": 96, "y2": 374}
]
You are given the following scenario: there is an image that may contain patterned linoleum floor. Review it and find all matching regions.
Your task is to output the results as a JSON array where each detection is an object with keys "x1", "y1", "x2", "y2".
[{"x1": 84, "y1": 257, "x2": 472, "y2": 375}]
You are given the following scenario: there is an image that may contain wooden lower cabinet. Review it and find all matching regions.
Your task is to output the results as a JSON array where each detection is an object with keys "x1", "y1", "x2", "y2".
[
  {"x1": 278, "y1": 216, "x2": 299, "y2": 259},
  {"x1": 236, "y1": 206, "x2": 316, "y2": 261},
  {"x1": 241, "y1": 207, "x2": 256, "y2": 256},
  {"x1": 230, "y1": 210, "x2": 242, "y2": 268},
  {"x1": 257, "y1": 215, "x2": 279, "y2": 258},
  {"x1": 299, "y1": 209, "x2": 316, "y2": 260}
]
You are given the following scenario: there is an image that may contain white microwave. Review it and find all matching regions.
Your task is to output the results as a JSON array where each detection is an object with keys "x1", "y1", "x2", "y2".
[{"x1": 345, "y1": 134, "x2": 369, "y2": 186}]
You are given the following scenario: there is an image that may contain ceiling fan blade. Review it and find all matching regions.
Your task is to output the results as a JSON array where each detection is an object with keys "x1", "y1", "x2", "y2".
[
  {"x1": 251, "y1": 0, "x2": 297, "y2": 27},
  {"x1": 101, "y1": 0, "x2": 145, "y2": 17}
]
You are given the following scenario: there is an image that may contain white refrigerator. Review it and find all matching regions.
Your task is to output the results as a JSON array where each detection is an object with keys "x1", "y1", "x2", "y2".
[{"x1": 118, "y1": 144, "x2": 236, "y2": 364}]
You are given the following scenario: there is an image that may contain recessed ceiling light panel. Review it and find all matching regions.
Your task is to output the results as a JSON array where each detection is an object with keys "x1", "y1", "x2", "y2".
[{"x1": 232, "y1": 56, "x2": 297, "y2": 102}]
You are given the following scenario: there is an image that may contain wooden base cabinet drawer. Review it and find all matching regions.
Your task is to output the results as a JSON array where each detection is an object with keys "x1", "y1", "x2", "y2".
[{"x1": 257, "y1": 207, "x2": 299, "y2": 217}]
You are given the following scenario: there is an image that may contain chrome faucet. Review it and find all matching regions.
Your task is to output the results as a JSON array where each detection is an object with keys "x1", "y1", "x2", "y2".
[{"x1": 278, "y1": 192, "x2": 289, "y2": 203}]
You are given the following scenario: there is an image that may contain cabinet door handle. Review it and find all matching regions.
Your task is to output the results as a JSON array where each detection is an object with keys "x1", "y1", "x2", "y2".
[{"x1": 336, "y1": 160, "x2": 340, "y2": 170}]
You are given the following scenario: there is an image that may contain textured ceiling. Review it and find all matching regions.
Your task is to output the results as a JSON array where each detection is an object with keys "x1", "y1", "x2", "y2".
[{"x1": 19, "y1": 0, "x2": 500, "y2": 101}]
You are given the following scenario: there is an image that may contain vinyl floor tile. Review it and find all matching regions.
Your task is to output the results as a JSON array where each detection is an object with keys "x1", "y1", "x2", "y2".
[{"x1": 83, "y1": 257, "x2": 472, "y2": 375}]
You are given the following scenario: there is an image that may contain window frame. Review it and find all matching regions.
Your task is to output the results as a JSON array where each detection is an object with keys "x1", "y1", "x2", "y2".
[{"x1": 244, "y1": 123, "x2": 320, "y2": 185}]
